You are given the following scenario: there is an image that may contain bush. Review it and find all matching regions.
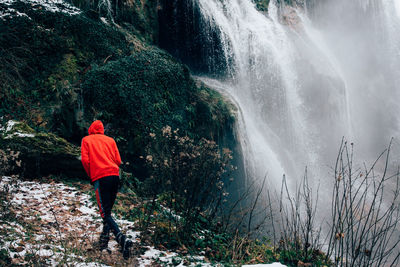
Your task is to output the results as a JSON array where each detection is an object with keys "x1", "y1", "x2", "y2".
[
  {"x1": 121, "y1": 125, "x2": 234, "y2": 253},
  {"x1": 274, "y1": 140, "x2": 400, "y2": 266},
  {"x1": 143, "y1": 126, "x2": 233, "y2": 216},
  {"x1": 142, "y1": 126, "x2": 232, "y2": 226},
  {"x1": 82, "y1": 50, "x2": 234, "y2": 176}
]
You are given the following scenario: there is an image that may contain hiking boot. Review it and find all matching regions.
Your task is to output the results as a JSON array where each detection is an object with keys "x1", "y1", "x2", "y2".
[
  {"x1": 122, "y1": 239, "x2": 133, "y2": 260},
  {"x1": 94, "y1": 233, "x2": 110, "y2": 251},
  {"x1": 116, "y1": 233, "x2": 133, "y2": 260}
]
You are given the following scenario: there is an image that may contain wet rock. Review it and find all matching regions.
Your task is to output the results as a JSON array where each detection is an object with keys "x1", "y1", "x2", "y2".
[{"x1": 0, "y1": 121, "x2": 86, "y2": 179}]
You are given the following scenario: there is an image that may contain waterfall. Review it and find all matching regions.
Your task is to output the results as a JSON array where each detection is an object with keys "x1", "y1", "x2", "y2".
[{"x1": 160, "y1": 0, "x2": 400, "y2": 194}]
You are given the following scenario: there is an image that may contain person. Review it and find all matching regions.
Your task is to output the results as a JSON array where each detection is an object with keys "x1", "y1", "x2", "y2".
[{"x1": 81, "y1": 120, "x2": 132, "y2": 259}]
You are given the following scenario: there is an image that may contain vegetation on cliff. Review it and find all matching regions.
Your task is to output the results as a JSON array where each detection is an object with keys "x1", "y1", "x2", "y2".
[
  {"x1": 0, "y1": 0, "x2": 234, "y2": 159},
  {"x1": 0, "y1": 0, "x2": 130, "y2": 141},
  {"x1": 254, "y1": 0, "x2": 271, "y2": 11}
]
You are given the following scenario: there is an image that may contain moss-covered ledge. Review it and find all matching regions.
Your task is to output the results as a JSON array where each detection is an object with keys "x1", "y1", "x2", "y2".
[{"x1": 0, "y1": 120, "x2": 86, "y2": 179}]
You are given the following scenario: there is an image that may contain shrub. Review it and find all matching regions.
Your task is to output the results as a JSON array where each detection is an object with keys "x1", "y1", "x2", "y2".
[
  {"x1": 142, "y1": 126, "x2": 233, "y2": 226},
  {"x1": 122, "y1": 125, "x2": 234, "y2": 252},
  {"x1": 274, "y1": 139, "x2": 400, "y2": 266},
  {"x1": 82, "y1": 50, "x2": 234, "y2": 177}
]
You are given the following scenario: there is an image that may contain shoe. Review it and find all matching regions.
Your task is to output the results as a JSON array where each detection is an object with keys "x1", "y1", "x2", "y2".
[
  {"x1": 94, "y1": 233, "x2": 110, "y2": 251},
  {"x1": 116, "y1": 233, "x2": 133, "y2": 260},
  {"x1": 122, "y1": 239, "x2": 133, "y2": 260}
]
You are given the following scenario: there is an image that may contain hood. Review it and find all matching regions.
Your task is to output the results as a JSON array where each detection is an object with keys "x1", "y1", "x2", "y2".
[{"x1": 88, "y1": 120, "x2": 104, "y2": 135}]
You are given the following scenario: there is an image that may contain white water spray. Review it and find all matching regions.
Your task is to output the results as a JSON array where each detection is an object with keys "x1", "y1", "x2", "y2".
[{"x1": 194, "y1": 0, "x2": 400, "y2": 194}]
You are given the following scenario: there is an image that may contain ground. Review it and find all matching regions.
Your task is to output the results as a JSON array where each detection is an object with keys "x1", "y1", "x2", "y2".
[
  {"x1": 0, "y1": 175, "x2": 287, "y2": 266},
  {"x1": 0, "y1": 176, "x2": 214, "y2": 266}
]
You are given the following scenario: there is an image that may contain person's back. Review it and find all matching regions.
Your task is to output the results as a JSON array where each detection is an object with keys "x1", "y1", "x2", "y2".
[
  {"x1": 81, "y1": 120, "x2": 121, "y2": 183},
  {"x1": 81, "y1": 120, "x2": 132, "y2": 259}
]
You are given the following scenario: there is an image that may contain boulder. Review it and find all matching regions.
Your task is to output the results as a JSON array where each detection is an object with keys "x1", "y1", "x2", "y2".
[{"x1": 0, "y1": 120, "x2": 86, "y2": 179}]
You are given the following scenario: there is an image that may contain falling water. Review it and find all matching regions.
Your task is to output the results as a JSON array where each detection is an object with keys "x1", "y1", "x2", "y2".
[{"x1": 160, "y1": 0, "x2": 400, "y2": 194}]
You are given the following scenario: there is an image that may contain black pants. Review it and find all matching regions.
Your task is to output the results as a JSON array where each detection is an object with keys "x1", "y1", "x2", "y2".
[{"x1": 93, "y1": 176, "x2": 120, "y2": 238}]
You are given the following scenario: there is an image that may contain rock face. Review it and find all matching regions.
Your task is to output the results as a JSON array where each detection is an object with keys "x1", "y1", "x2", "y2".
[
  {"x1": 0, "y1": 120, "x2": 86, "y2": 179},
  {"x1": 158, "y1": 0, "x2": 229, "y2": 75},
  {"x1": 70, "y1": 0, "x2": 161, "y2": 43}
]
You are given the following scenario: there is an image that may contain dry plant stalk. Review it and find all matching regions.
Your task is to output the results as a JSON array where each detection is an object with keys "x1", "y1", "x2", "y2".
[{"x1": 275, "y1": 138, "x2": 400, "y2": 266}]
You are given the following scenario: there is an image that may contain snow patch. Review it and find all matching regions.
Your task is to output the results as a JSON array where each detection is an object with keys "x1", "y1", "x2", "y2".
[
  {"x1": 0, "y1": 7, "x2": 30, "y2": 20},
  {"x1": 0, "y1": 176, "x2": 217, "y2": 266},
  {"x1": 0, "y1": 120, "x2": 35, "y2": 138},
  {"x1": 0, "y1": 0, "x2": 81, "y2": 21},
  {"x1": 100, "y1": 17, "x2": 109, "y2": 24},
  {"x1": 138, "y1": 246, "x2": 212, "y2": 266},
  {"x1": 5, "y1": 132, "x2": 35, "y2": 138},
  {"x1": 6, "y1": 120, "x2": 17, "y2": 132},
  {"x1": 243, "y1": 264, "x2": 287, "y2": 267}
]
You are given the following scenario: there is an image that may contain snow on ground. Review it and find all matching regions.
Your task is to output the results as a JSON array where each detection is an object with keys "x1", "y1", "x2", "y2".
[
  {"x1": 0, "y1": 176, "x2": 218, "y2": 266},
  {"x1": 0, "y1": 0, "x2": 81, "y2": 21},
  {"x1": 243, "y1": 264, "x2": 287, "y2": 267},
  {"x1": 0, "y1": 120, "x2": 35, "y2": 139}
]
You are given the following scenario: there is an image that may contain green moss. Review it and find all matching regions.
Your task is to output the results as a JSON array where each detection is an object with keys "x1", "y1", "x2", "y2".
[
  {"x1": 0, "y1": 0, "x2": 237, "y2": 181},
  {"x1": 70, "y1": 0, "x2": 160, "y2": 43},
  {"x1": 1, "y1": 121, "x2": 35, "y2": 137},
  {"x1": 194, "y1": 84, "x2": 236, "y2": 141},
  {"x1": 46, "y1": 54, "x2": 79, "y2": 99},
  {"x1": 0, "y1": 3, "x2": 130, "y2": 139},
  {"x1": 254, "y1": 0, "x2": 270, "y2": 11},
  {"x1": 0, "y1": 249, "x2": 12, "y2": 266},
  {"x1": 0, "y1": 121, "x2": 84, "y2": 178}
]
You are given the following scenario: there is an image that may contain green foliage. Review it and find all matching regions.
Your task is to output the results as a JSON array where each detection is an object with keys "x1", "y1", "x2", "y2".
[
  {"x1": 142, "y1": 126, "x2": 233, "y2": 216},
  {"x1": 0, "y1": 249, "x2": 12, "y2": 266},
  {"x1": 277, "y1": 245, "x2": 329, "y2": 266},
  {"x1": 195, "y1": 86, "x2": 236, "y2": 141},
  {"x1": 82, "y1": 49, "x2": 234, "y2": 176},
  {"x1": 82, "y1": 49, "x2": 195, "y2": 132},
  {"x1": 254, "y1": 0, "x2": 271, "y2": 11},
  {"x1": 0, "y1": 2, "x2": 129, "y2": 140},
  {"x1": 0, "y1": 0, "x2": 235, "y2": 157},
  {"x1": 71, "y1": 0, "x2": 160, "y2": 43},
  {"x1": 114, "y1": 125, "x2": 235, "y2": 260},
  {"x1": 46, "y1": 54, "x2": 79, "y2": 101}
]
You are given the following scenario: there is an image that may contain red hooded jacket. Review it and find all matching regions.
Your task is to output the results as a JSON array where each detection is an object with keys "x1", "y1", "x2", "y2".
[{"x1": 81, "y1": 120, "x2": 122, "y2": 183}]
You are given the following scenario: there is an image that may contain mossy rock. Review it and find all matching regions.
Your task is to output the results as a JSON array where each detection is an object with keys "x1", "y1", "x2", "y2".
[
  {"x1": 0, "y1": 121, "x2": 86, "y2": 179},
  {"x1": 254, "y1": 0, "x2": 294, "y2": 11},
  {"x1": 254, "y1": 0, "x2": 270, "y2": 11}
]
